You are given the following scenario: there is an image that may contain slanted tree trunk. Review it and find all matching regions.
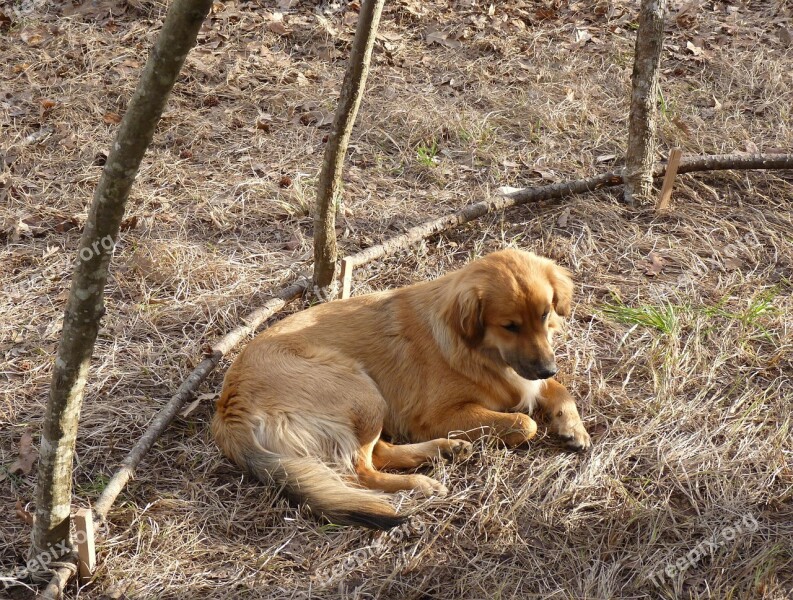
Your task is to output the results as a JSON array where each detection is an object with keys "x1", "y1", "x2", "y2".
[
  {"x1": 312, "y1": 0, "x2": 385, "y2": 300},
  {"x1": 30, "y1": 0, "x2": 213, "y2": 581},
  {"x1": 623, "y1": 0, "x2": 667, "y2": 205}
]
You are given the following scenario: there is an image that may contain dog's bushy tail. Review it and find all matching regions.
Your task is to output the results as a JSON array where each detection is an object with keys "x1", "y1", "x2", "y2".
[{"x1": 242, "y1": 441, "x2": 406, "y2": 530}]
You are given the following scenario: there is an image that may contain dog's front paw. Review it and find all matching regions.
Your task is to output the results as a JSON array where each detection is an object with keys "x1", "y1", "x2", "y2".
[
  {"x1": 412, "y1": 475, "x2": 448, "y2": 498},
  {"x1": 502, "y1": 413, "x2": 538, "y2": 447},
  {"x1": 439, "y1": 439, "x2": 474, "y2": 461},
  {"x1": 556, "y1": 420, "x2": 591, "y2": 452}
]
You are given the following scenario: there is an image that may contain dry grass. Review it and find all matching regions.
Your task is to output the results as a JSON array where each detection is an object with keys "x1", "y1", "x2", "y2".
[{"x1": 1, "y1": 0, "x2": 792, "y2": 598}]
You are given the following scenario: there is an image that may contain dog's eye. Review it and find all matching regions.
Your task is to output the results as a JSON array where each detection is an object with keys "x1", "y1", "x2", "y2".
[
  {"x1": 541, "y1": 310, "x2": 549, "y2": 322},
  {"x1": 503, "y1": 322, "x2": 520, "y2": 333}
]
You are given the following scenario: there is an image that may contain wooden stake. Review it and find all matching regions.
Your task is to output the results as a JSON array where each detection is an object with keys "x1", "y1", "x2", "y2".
[
  {"x1": 656, "y1": 147, "x2": 683, "y2": 212},
  {"x1": 340, "y1": 257, "x2": 354, "y2": 299},
  {"x1": 74, "y1": 508, "x2": 96, "y2": 584}
]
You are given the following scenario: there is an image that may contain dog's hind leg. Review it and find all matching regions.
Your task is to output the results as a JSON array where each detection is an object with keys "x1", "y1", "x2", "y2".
[
  {"x1": 355, "y1": 439, "x2": 449, "y2": 497},
  {"x1": 371, "y1": 438, "x2": 472, "y2": 470}
]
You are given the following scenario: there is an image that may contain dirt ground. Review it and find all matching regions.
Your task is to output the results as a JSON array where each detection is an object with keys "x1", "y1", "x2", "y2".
[{"x1": 1, "y1": 0, "x2": 792, "y2": 598}]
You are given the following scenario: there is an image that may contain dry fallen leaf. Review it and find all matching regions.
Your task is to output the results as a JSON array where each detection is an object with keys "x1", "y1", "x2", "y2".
[
  {"x1": 20, "y1": 28, "x2": 47, "y2": 47},
  {"x1": 343, "y1": 11, "x2": 358, "y2": 26},
  {"x1": 718, "y1": 245, "x2": 744, "y2": 271},
  {"x1": 722, "y1": 256, "x2": 743, "y2": 271},
  {"x1": 298, "y1": 110, "x2": 333, "y2": 128},
  {"x1": 16, "y1": 500, "x2": 35, "y2": 526},
  {"x1": 595, "y1": 154, "x2": 616, "y2": 163},
  {"x1": 531, "y1": 169, "x2": 555, "y2": 180},
  {"x1": 130, "y1": 252, "x2": 169, "y2": 284},
  {"x1": 10, "y1": 431, "x2": 38, "y2": 475},
  {"x1": 266, "y1": 12, "x2": 290, "y2": 36},
  {"x1": 2, "y1": 218, "x2": 31, "y2": 242},
  {"x1": 426, "y1": 29, "x2": 462, "y2": 49},
  {"x1": 120, "y1": 215, "x2": 139, "y2": 231},
  {"x1": 556, "y1": 207, "x2": 571, "y2": 228},
  {"x1": 672, "y1": 117, "x2": 691, "y2": 136},
  {"x1": 103, "y1": 111, "x2": 122, "y2": 125},
  {"x1": 181, "y1": 392, "x2": 219, "y2": 417},
  {"x1": 640, "y1": 251, "x2": 666, "y2": 277},
  {"x1": 39, "y1": 98, "x2": 57, "y2": 120},
  {"x1": 268, "y1": 20, "x2": 289, "y2": 35},
  {"x1": 778, "y1": 27, "x2": 792, "y2": 47}
]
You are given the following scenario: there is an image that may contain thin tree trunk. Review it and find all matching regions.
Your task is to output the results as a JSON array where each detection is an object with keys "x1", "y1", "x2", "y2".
[
  {"x1": 30, "y1": 0, "x2": 212, "y2": 581},
  {"x1": 623, "y1": 0, "x2": 667, "y2": 205},
  {"x1": 312, "y1": 0, "x2": 385, "y2": 300}
]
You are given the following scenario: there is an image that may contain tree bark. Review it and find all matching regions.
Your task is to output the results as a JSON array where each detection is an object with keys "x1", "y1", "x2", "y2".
[
  {"x1": 312, "y1": 0, "x2": 385, "y2": 300},
  {"x1": 623, "y1": 0, "x2": 667, "y2": 205},
  {"x1": 671, "y1": 152, "x2": 793, "y2": 175},
  {"x1": 30, "y1": 0, "x2": 213, "y2": 580}
]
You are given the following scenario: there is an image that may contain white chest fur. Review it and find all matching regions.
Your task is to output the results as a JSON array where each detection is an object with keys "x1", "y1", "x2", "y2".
[{"x1": 509, "y1": 375, "x2": 544, "y2": 414}]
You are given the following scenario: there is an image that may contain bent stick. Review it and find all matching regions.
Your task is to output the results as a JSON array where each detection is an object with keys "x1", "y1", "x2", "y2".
[{"x1": 344, "y1": 153, "x2": 793, "y2": 271}]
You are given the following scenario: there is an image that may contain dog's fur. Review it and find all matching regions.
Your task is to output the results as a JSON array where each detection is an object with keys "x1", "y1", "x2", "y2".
[{"x1": 212, "y1": 249, "x2": 590, "y2": 528}]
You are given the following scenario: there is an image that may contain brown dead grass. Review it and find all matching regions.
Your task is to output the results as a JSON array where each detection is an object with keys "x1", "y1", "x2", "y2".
[{"x1": 1, "y1": 0, "x2": 792, "y2": 598}]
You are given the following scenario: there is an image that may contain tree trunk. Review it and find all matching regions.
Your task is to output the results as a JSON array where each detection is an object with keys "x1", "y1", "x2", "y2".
[
  {"x1": 623, "y1": 0, "x2": 667, "y2": 205},
  {"x1": 312, "y1": 0, "x2": 385, "y2": 300},
  {"x1": 30, "y1": 0, "x2": 212, "y2": 580}
]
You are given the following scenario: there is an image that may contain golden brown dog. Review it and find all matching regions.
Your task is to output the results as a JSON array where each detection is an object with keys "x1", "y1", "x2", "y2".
[{"x1": 212, "y1": 249, "x2": 590, "y2": 528}]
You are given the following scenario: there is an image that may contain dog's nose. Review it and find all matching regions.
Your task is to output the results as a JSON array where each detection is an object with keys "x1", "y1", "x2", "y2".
[{"x1": 537, "y1": 366, "x2": 557, "y2": 379}]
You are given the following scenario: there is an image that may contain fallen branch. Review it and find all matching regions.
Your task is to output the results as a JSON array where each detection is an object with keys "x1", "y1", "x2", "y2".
[
  {"x1": 506, "y1": 153, "x2": 793, "y2": 204},
  {"x1": 38, "y1": 561, "x2": 77, "y2": 600},
  {"x1": 342, "y1": 152, "x2": 792, "y2": 286},
  {"x1": 92, "y1": 278, "x2": 308, "y2": 521},
  {"x1": 671, "y1": 153, "x2": 793, "y2": 175}
]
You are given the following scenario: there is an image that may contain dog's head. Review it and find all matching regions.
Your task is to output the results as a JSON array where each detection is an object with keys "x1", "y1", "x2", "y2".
[{"x1": 447, "y1": 249, "x2": 573, "y2": 380}]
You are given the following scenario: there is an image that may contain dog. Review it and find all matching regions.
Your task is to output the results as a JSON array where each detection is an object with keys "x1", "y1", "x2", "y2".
[{"x1": 212, "y1": 249, "x2": 590, "y2": 529}]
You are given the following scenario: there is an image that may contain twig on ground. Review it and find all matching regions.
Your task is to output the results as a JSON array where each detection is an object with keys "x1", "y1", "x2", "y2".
[{"x1": 343, "y1": 153, "x2": 793, "y2": 280}]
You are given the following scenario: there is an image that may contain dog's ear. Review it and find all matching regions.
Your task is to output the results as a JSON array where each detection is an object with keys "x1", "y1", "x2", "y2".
[
  {"x1": 548, "y1": 264, "x2": 574, "y2": 317},
  {"x1": 453, "y1": 286, "x2": 484, "y2": 345}
]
